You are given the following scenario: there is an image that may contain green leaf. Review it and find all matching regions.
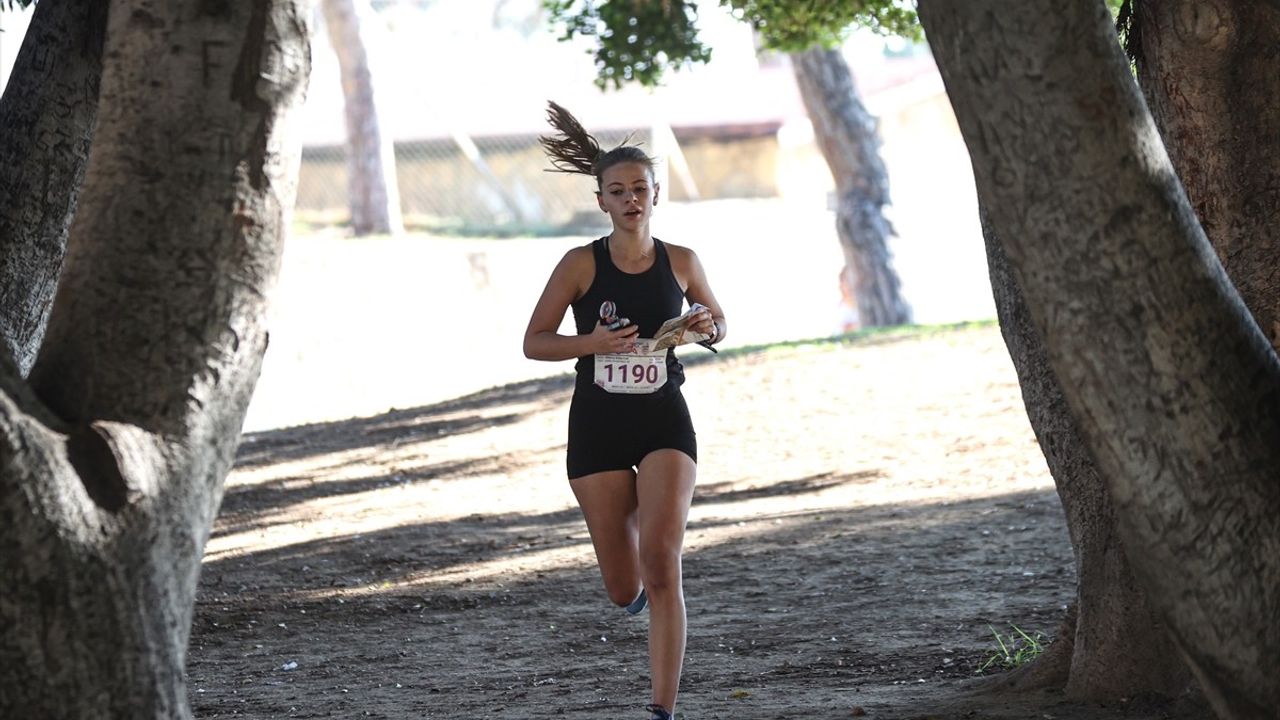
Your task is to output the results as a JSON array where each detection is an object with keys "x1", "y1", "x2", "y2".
[
  {"x1": 544, "y1": 0, "x2": 921, "y2": 90},
  {"x1": 543, "y1": 0, "x2": 714, "y2": 90}
]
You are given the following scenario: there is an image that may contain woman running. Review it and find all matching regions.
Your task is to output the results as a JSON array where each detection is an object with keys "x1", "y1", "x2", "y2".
[{"x1": 523, "y1": 102, "x2": 727, "y2": 720}]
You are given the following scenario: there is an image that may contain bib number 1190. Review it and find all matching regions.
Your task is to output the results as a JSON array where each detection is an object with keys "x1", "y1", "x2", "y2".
[
  {"x1": 601, "y1": 362, "x2": 660, "y2": 385},
  {"x1": 595, "y1": 341, "x2": 667, "y2": 394}
]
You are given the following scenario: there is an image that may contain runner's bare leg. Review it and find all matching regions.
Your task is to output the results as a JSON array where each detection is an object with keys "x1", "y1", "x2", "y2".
[
  {"x1": 636, "y1": 449, "x2": 697, "y2": 713},
  {"x1": 570, "y1": 469, "x2": 643, "y2": 607}
]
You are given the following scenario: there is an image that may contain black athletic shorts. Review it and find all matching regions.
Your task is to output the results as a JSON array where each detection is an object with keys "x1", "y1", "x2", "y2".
[{"x1": 566, "y1": 383, "x2": 697, "y2": 479}]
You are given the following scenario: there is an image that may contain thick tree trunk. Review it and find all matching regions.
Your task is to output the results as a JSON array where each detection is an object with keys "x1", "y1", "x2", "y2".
[
  {"x1": 1, "y1": 1, "x2": 311, "y2": 717},
  {"x1": 0, "y1": 0, "x2": 106, "y2": 374},
  {"x1": 321, "y1": 0, "x2": 404, "y2": 236},
  {"x1": 1132, "y1": 0, "x2": 1280, "y2": 349},
  {"x1": 791, "y1": 47, "x2": 911, "y2": 328},
  {"x1": 980, "y1": 207, "x2": 1191, "y2": 700},
  {"x1": 968, "y1": 0, "x2": 1278, "y2": 705},
  {"x1": 919, "y1": 2, "x2": 1280, "y2": 718}
]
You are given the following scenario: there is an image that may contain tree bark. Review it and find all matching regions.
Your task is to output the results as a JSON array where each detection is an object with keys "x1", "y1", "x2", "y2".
[
  {"x1": 791, "y1": 47, "x2": 911, "y2": 328},
  {"x1": 979, "y1": 206, "x2": 1190, "y2": 700},
  {"x1": 0, "y1": 0, "x2": 106, "y2": 374},
  {"x1": 1, "y1": 1, "x2": 311, "y2": 717},
  {"x1": 1132, "y1": 0, "x2": 1280, "y2": 349},
  {"x1": 919, "y1": 2, "x2": 1280, "y2": 718},
  {"x1": 321, "y1": 0, "x2": 404, "y2": 236}
]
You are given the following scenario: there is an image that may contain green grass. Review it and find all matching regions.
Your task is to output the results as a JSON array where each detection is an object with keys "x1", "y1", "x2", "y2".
[
  {"x1": 680, "y1": 319, "x2": 998, "y2": 368},
  {"x1": 441, "y1": 319, "x2": 1000, "y2": 412},
  {"x1": 977, "y1": 624, "x2": 1047, "y2": 674}
]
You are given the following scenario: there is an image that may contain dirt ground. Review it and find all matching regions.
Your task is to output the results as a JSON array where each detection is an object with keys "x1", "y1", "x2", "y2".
[{"x1": 186, "y1": 325, "x2": 1193, "y2": 720}]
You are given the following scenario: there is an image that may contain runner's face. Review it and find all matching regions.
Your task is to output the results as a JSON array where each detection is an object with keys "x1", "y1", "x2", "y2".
[{"x1": 597, "y1": 162, "x2": 658, "y2": 230}]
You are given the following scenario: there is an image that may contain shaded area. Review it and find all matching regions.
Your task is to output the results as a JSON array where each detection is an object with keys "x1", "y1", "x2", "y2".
[
  {"x1": 217, "y1": 377, "x2": 879, "y2": 546},
  {"x1": 233, "y1": 373, "x2": 573, "y2": 469},
  {"x1": 188, "y1": 328, "x2": 1200, "y2": 719},
  {"x1": 213, "y1": 449, "x2": 559, "y2": 541},
  {"x1": 206, "y1": 470, "x2": 885, "y2": 588},
  {"x1": 202, "y1": 503, "x2": 589, "y2": 592},
  {"x1": 217, "y1": 373, "x2": 576, "y2": 539},
  {"x1": 191, "y1": 485, "x2": 1080, "y2": 719},
  {"x1": 695, "y1": 470, "x2": 884, "y2": 504}
]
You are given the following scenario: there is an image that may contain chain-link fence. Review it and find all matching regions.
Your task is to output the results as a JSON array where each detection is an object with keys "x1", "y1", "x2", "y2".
[
  {"x1": 294, "y1": 124, "x2": 784, "y2": 236},
  {"x1": 290, "y1": 0, "x2": 803, "y2": 236}
]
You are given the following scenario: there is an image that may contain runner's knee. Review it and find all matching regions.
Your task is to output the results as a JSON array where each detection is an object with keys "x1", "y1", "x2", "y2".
[
  {"x1": 606, "y1": 580, "x2": 643, "y2": 607},
  {"x1": 639, "y1": 546, "x2": 681, "y2": 593}
]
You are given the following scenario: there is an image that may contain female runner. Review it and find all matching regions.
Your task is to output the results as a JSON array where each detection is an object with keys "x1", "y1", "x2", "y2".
[{"x1": 523, "y1": 102, "x2": 727, "y2": 720}]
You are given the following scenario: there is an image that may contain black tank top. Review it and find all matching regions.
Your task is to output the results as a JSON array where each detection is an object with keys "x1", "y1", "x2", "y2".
[{"x1": 571, "y1": 237, "x2": 687, "y2": 389}]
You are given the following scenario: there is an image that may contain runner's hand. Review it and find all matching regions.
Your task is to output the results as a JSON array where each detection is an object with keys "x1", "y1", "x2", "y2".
[
  {"x1": 689, "y1": 306, "x2": 716, "y2": 338},
  {"x1": 592, "y1": 320, "x2": 639, "y2": 354}
]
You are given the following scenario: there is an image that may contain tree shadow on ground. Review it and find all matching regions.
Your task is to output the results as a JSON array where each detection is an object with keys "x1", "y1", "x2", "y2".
[
  {"x1": 695, "y1": 469, "x2": 885, "y2": 503},
  {"x1": 190, "y1": 326, "x2": 1205, "y2": 719},
  {"x1": 216, "y1": 373, "x2": 576, "y2": 539},
  {"x1": 212, "y1": 447, "x2": 559, "y2": 541},
  {"x1": 191, "y1": 482, "x2": 1118, "y2": 719},
  {"x1": 233, "y1": 373, "x2": 574, "y2": 469},
  {"x1": 205, "y1": 468, "x2": 890, "y2": 589}
]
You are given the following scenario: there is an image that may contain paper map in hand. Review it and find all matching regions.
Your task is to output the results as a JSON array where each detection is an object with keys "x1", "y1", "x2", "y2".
[{"x1": 650, "y1": 303, "x2": 713, "y2": 351}]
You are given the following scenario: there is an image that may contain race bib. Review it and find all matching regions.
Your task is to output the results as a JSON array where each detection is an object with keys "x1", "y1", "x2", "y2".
[{"x1": 594, "y1": 339, "x2": 668, "y2": 394}]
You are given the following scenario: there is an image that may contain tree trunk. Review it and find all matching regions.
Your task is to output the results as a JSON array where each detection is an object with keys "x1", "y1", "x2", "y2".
[
  {"x1": 791, "y1": 47, "x2": 911, "y2": 328},
  {"x1": 919, "y1": 2, "x2": 1280, "y2": 718},
  {"x1": 1, "y1": 1, "x2": 311, "y2": 717},
  {"x1": 0, "y1": 0, "x2": 106, "y2": 375},
  {"x1": 321, "y1": 0, "x2": 404, "y2": 236},
  {"x1": 966, "y1": 0, "x2": 1280, "y2": 704},
  {"x1": 979, "y1": 206, "x2": 1191, "y2": 700},
  {"x1": 1131, "y1": 0, "x2": 1280, "y2": 349}
]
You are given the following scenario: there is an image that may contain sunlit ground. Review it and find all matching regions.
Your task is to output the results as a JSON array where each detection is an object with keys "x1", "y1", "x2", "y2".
[
  {"x1": 228, "y1": 160, "x2": 1006, "y2": 596},
  {"x1": 188, "y1": 199, "x2": 1103, "y2": 719},
  {"x1": 191, "y1": 324, "x2": 1091, "y2": 719},
  {"x1": 245, "y1": 194, "x2": 992, "y2": 433},
  {"x1": 216, "y1": 322, "x2": 1049, "y2": 576},
  {"x1": 215, "y1": 323, "x2": 1050, "y2": 598}
]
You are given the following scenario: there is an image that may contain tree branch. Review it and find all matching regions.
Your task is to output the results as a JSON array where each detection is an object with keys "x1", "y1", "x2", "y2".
[
  {"x1": 0, "y1": 0, "x2": 106, "y2": 375},
  {"x1": 29, "y1": 1, "x2": 310, "y2": 453},
  {"x1": 1134, "y1": 0, "x2": 1280, "y2": 351}
]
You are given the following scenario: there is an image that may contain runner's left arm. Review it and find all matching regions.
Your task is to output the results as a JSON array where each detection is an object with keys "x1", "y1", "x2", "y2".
[{"x1": 678, "y1": 249, "x2": 727, "y2": 346}]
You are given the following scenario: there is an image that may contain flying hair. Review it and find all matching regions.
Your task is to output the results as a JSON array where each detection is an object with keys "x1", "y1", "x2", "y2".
[
  {"x1": 539, "y1": 101, "x2": 602, "y2": 176},
  {"x1": 539, "y1": 100, "x2": 656, "y2": 187}
]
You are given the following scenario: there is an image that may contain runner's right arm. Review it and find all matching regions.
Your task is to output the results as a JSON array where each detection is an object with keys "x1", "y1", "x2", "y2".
[{"x1": 524, "y1": 248, "x2": 639, "y2": 361}]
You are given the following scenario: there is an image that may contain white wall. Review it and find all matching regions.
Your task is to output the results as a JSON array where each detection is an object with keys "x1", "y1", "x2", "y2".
[{"x1": 0, "y1": 3, "x2": 34, "y2": 92}]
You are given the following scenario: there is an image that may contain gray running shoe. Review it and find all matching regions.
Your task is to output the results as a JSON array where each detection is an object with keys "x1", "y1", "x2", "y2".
[
  {"x1": 624, "y1": 588, "x2": 647, "y2": 615},
  {"x1": 644, "y1": 704, "x2": 673, "y2": 720}
]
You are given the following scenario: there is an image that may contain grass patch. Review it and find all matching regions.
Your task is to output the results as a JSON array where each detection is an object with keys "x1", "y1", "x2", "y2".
[
  {"x1": 977, "y1": 624, "x2": 1047, "y2": 674},
  {"x1": 680, "y1": 319, "x2": 998, "y2": 368},
  {"x1": 433, "y1": 320, "x2": 999, "y2": 416}
]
